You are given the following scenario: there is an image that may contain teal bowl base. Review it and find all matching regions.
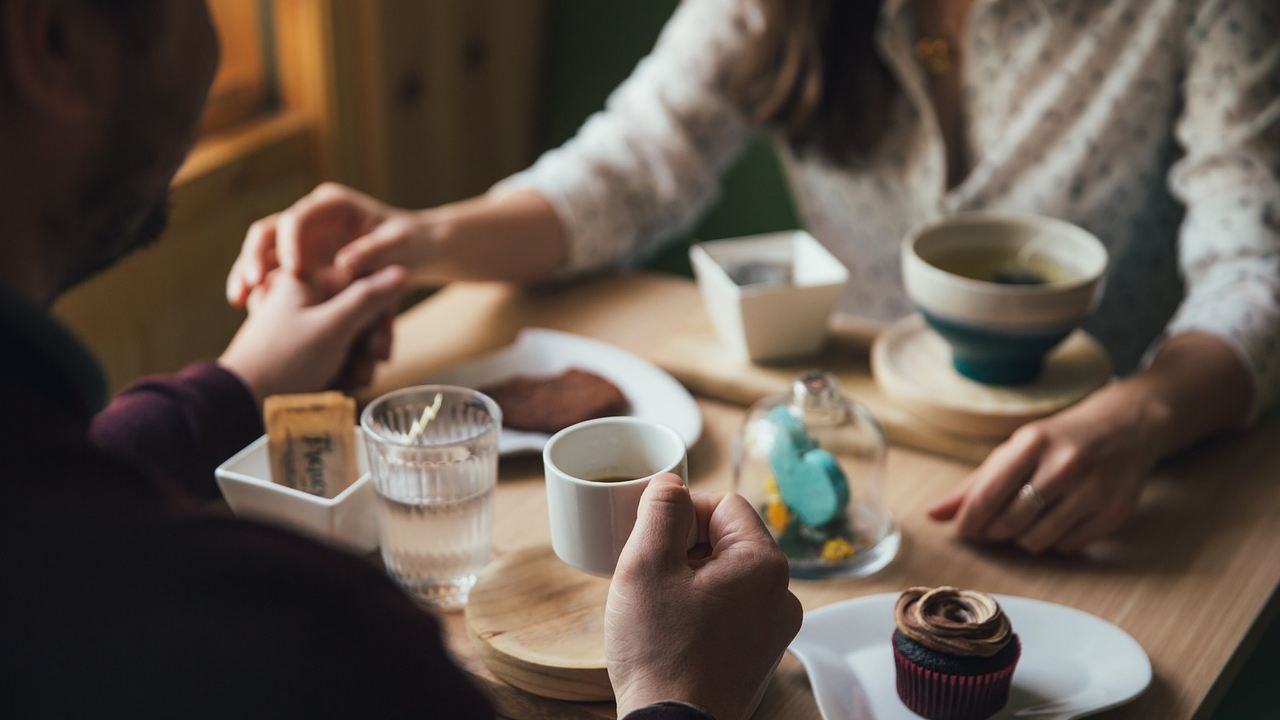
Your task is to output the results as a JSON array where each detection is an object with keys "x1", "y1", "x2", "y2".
[
  {"x1": 920, "y1": 311, "x2": 1076, "y2": 387},
  {"x1": 951, "y1": 354, "x2": 1044, "y2": 386}
]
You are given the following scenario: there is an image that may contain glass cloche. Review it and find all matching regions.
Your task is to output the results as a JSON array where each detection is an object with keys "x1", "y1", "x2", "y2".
[{"x1": 734, "y1": 371, "x2": 898, "y2": 578}]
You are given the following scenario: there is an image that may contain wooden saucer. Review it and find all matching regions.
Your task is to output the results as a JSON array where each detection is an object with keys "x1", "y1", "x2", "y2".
[
  {"x1": 465, "y1": 545, "x2": 613, "y2": 701},
  {"x1": 871, "y1": 315, "x2": 1112, "y2": 439}
]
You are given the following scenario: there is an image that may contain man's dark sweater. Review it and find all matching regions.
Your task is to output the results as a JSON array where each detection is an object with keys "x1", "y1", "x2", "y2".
[{"x1": 0, "y1": 290, "x2": 706, "y2": 719}]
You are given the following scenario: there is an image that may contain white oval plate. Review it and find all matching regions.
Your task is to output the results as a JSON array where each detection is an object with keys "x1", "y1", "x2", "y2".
[
  {"x1": 425, "y1": 328, "x2": 702, "y2": 456},
  {"x1": 789, "y1": 593, "x2": 1151, "y2": 720}
]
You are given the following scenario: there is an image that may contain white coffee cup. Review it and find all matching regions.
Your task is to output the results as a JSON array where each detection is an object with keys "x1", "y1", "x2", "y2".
[{"x1": 543, "y1": 417, "x2": 688, "y2": 576}]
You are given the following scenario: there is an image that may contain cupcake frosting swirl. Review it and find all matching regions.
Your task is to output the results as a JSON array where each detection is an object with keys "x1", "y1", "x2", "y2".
[{"x1": 895, "y1": 586, "x2": 1012, "y2": 658}]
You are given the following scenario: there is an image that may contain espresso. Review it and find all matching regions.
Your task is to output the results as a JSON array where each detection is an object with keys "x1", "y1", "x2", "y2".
[{"x1": 588, "y1": 474, "x2": 640, "y2": 483}]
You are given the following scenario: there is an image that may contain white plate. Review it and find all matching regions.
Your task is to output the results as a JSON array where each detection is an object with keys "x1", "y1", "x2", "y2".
[
  {"x1": 789, "y1": 593, "x2": 1151, "y2": 720},
  {"x1": 425, "y1": 328, "x2": 703, "y2": 455}
]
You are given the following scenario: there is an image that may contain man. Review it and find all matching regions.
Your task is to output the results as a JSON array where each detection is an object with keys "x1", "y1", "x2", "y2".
[{"x1": 0, "y1": 2, "x2": 801, "y2": 718}]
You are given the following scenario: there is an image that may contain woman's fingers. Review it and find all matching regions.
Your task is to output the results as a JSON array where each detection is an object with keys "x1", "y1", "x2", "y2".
[
  {"x1": 276, "y1": 183, "x2": 383, "y2": 276},
  {"x1": 336, "y1": 218, "x2": 418, "y2": 279},
  {"x1": 925, "y1": 490, "x2": 966, "y2": 521},
  {"x1": 982, "y1": 482, "x2": 1048, "y2": 542},
  {"x1": 984, "y1": 442, "x2": 1085, "y2": 541},
  {"x1": 1016, "y1": 488, "x2": 1095, "y2": 554},
  {"x1": 953, "y1": 427, "x2": 1047, "y2": 540},
  {"x1": 231, "y1": 183, "x2": 388, "y2": 308},
  {"x1": 227, "y1": 214, "x2": 280, "y2": 306},
  {"x1": 1055, "y1": 502, "x2": 1133, "y2": 553}
]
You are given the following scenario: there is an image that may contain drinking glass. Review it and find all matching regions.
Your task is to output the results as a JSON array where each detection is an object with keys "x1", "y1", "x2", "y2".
[{"x1": 361, "y1": 385, "x2": 500, "y2": 609}]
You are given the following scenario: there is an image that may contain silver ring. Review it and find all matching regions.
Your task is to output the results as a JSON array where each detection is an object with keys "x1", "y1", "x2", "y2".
[{"x1": 1018, "y1": 483, "x2": 1048, "y2": 514}]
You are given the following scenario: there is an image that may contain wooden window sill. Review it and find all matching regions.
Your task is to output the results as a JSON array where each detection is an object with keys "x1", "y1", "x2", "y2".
[{"x1": 171, "y1": 112, "x2": 317, "y2": 222}]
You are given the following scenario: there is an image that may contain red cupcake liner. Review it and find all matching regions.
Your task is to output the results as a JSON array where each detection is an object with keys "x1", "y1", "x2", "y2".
[{"x1": 893, "y1": 635, "x2": 1021, "y2": 720}]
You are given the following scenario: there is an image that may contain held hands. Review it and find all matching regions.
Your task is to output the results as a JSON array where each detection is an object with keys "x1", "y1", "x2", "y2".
[
  {"x1": 226, "y1": 183, "x2": 431, "y2": 308},
  {"x1": 219, "y1": 266, "x2": 407, "y2": 403},
  {"x1": 607, "y1": 474, "x2": 803, "y2": 720},
  {"x1": 927, "y1": 381, "x2": 1165, "y2": 554}
]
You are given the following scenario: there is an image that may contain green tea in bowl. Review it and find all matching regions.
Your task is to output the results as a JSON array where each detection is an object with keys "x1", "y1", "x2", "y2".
[{"x1": 931, "y1": 244, "x2": 1075, "y2": 286}]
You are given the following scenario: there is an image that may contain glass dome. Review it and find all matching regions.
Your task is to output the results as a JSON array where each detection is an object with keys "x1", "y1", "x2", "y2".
[{"x1": 734, "y1": 371, "x2": 898, "y2": 578}]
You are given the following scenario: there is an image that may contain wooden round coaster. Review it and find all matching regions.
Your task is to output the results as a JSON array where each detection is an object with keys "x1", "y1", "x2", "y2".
[
  {"x1": 465, "y1": 545, "x2": 613, "y2": 701},
  {"x1": 871, "y1": 315, "x2": 1112, "y2": 440}
]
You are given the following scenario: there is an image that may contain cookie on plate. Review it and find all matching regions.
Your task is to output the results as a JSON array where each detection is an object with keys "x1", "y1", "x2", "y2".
[{"x1": 481, "y1": 369, "x2": 628, "y2": 434}]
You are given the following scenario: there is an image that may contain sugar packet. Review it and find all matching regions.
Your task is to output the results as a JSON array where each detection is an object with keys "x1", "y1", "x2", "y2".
[{"x1": 264, "y1": 392, "x2": 358, "y2": 498}]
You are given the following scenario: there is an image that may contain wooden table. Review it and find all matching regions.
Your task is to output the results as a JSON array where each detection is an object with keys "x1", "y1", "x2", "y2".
[{"x1": 369, "y1": 273, "x2": 1280, "y2": 720}]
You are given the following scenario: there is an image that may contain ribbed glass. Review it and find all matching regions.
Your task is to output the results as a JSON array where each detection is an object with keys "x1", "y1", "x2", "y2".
[{"x1": 362, "y1": 386, "x2": 500, "y2": 610}]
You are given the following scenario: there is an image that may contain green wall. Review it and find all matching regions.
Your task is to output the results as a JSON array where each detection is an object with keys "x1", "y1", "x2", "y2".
[{"x1": 537, "y1": 0, "x2": 799, "y2": 276}]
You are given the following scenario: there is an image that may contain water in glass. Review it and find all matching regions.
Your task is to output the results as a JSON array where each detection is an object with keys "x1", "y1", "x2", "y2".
[{"x1": 362, "y1": 386, "x2": 500, "y2": 609}]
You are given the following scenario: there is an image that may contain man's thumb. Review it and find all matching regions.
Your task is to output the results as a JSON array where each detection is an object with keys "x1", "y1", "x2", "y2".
[{"x1": 626, "y1": 473, "x2": 696, "y2": 571}]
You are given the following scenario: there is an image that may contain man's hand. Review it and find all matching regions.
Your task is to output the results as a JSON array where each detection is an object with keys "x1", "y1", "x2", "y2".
[
  {"x1": 219, "y1": 266, "x2": 406, "y2": 403},
  {"x1": 606, "y1": 474, "x2": 803, "y2": 720},
  {"x1": 226, "y1": 183, "x2": 430, "y2": 308}
]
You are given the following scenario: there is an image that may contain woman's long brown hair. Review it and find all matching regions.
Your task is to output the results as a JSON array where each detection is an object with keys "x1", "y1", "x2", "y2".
[{"x1": 732, "y1": 0, "x2": 889, "y2": 164}]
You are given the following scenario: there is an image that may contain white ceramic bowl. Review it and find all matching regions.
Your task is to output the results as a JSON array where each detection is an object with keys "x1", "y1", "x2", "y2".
[
  {"x1": 690, "y1": 230, "x2": 849, "y2": 362},
  {"x1": 215, "y1": 428, "x2": 377, "y2": 554},
  {"x1": 901, "y1": 213, "x2": 1107, "y2": 384},
  {"x1": 903, "y1": 213, "x2": 1107, "y2": 329}
]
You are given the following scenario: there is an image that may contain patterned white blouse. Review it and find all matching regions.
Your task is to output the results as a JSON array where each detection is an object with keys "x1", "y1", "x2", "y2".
[{"x1": 494, "y1": 0, "x2": 1280, "y2": 416}]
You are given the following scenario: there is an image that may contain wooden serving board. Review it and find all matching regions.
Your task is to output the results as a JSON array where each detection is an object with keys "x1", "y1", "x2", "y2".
[
  {"x1": 465, "y1": 546, "x2": 613, "y2": 702},
  {"x1": 871, "y1": 315, "x2": 1112, "y2": 439},
  {"x1": 649, "y1": 313, "x2": 1000, "y2": 464}
]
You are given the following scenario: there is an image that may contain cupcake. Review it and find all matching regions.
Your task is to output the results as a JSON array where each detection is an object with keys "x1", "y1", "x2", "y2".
[{"x1": 892, "y1": 586, "x2": 1021, "y2": 720}]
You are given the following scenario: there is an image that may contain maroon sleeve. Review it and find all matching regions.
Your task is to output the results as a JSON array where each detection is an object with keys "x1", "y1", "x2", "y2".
[
  {"x1": 89, "y1": 361, "x2": 262, "y2": 500},
  {"x1": 623, "y1": 701, "x2": 715, "y2": 719},
  {"x1": 13, "y1": 498, "x2": 496, "y2": 717}
]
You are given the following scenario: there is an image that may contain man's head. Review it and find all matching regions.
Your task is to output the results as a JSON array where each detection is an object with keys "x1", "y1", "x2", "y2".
[{"x1": 0, "y1": 0, "x2": 218, "y2": 303}]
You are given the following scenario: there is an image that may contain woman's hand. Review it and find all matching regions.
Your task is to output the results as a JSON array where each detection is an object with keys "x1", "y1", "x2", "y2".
[
  {"x1": 926, "y1": 380, "x2": 1166, "y2": 554},
  {"x1": 927, "y1": 332, "x2": 1252, "y2": 554},
  {"x1": 227, "y1": 185, "x2": 567, "y2": 306},
  {"x1": 219, "y1": 266, "x2": 407, "y2": 403},
  {"x1": 226, "y1": 183, "x2": 432, "y2": 308}
]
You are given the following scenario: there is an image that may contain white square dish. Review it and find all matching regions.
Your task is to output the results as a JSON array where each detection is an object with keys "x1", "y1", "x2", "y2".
[
  {"x1": 215, "y1": 428, "x2": 377, "y2": 554},
  {"x1": 690, "y1": 230, "x2": 848, "y2": 362}
]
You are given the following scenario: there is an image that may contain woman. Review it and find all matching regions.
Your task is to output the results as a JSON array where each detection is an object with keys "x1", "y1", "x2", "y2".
[{"x1": 228, "y1": 0, "x2": 1280, "y2": 554}]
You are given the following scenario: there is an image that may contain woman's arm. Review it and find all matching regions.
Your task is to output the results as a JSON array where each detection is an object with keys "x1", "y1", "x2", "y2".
[
  {"x1": 1135, "y1": 332, "x2": 1253, "y2": 459},
  {"x1": 928, "y1": 0, "x2": 1280, "y2": 552},
  {"x1": 1159, "y1": 0, "x2": 1280, "y2": 420},
  {"x1": 411, "y1": 190, "x2": 566, "y2": 283},
  {"x1": 320, "y1": 188, "x2": 570, "y2": 285},
  {"x1": 227, "y1": 0, "x2": 761, "y2": 304}
]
